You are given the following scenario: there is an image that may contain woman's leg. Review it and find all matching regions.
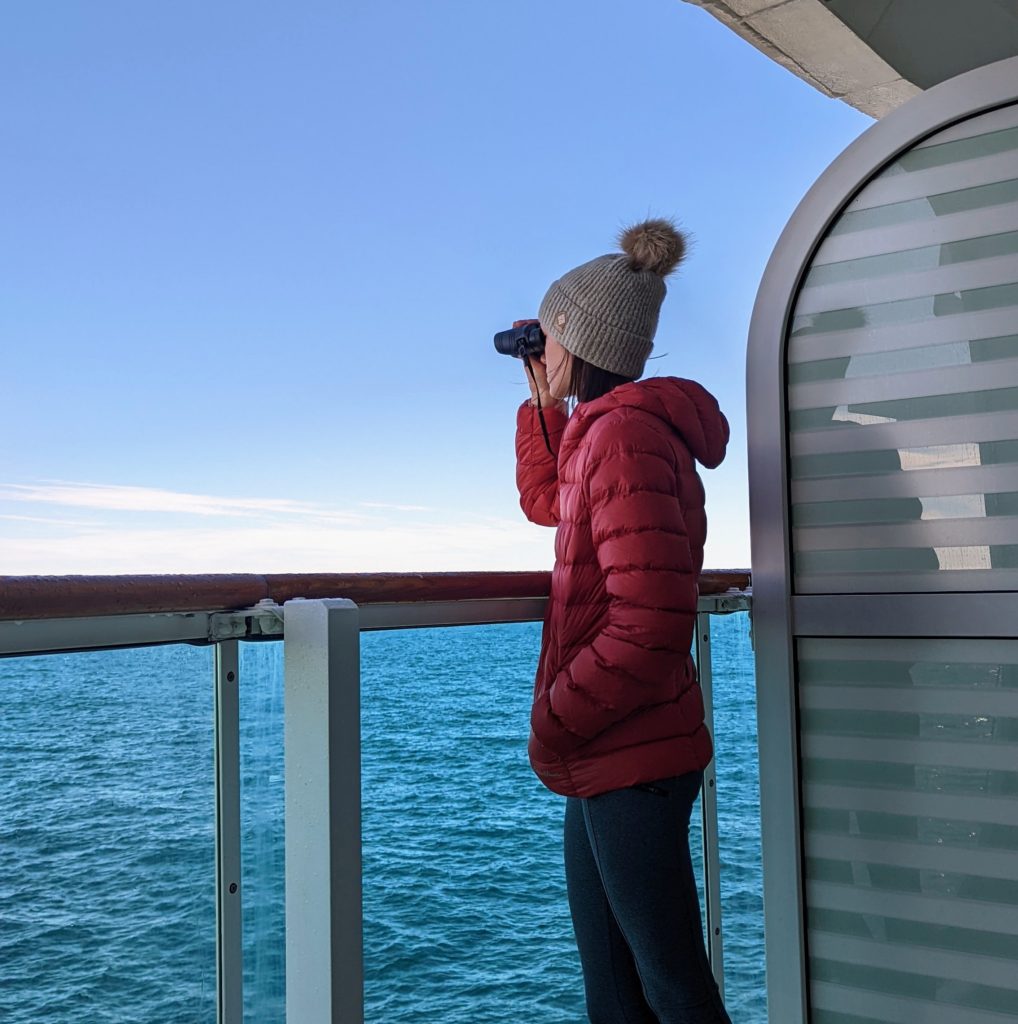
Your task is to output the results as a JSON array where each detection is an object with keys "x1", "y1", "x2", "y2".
[
  {"x1": 564, "y1": 796, "x2": 658, "y2": 1024},
  {"x1": 580, "y1": 772, "x2": 732, "y2": 1024}
]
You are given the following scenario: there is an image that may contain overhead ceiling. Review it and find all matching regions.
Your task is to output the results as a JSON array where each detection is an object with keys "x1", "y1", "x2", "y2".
[
  {"x1": 683, "y1": 0, "x2": 1018, "y2": 117},
  {"x1": 824, "y1": 0, "x2": 1018, "y2": 89}
]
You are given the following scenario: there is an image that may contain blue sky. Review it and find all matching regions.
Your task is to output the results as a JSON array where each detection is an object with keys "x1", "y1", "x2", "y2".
[{"x1": 1, "y1": 0, "x2": 870, "y2": 574}]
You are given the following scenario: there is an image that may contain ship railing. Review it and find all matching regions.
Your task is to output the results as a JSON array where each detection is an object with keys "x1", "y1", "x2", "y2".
[{"x1": 0, "y1": 570, "x2": 752, "y2": 1024}]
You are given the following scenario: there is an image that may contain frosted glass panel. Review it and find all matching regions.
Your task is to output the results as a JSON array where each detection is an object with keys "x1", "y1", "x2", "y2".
[
  {"x1": 787, "y1": 101, "x2": 1018, "y2": 593},
  {"x1": 798, "y1": 638, "x2": 1018, "y2": 1023}
]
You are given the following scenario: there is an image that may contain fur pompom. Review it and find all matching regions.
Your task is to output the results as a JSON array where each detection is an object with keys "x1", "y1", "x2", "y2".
[{"x1": 618, "y1": 218, "x2": 687, "y2": 277}]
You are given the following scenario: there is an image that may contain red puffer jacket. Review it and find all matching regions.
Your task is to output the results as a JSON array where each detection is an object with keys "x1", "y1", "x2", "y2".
[{"x1": 516, "y1": 377, "x2": 729, "y2": 798}]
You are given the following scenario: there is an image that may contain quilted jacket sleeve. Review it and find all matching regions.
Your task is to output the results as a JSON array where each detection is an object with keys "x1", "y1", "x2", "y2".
[
  {"x1": 515, "y1": 400, "x2": 568, "y2": 527},
  {"x1": 533, "y1": 412, "x2": 698, "y2": 751}
]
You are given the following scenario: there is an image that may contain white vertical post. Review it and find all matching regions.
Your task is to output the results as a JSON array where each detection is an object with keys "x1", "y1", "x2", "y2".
[
  {"x1": 695, "y1": 611, "x2": 726, "y2": 996},
  {"x1": 283, "y1": 599, "x2": 363, "y2": 1024},
  {"x1": 214, "y1": 639, "x2": 244, "y2": 1024}
]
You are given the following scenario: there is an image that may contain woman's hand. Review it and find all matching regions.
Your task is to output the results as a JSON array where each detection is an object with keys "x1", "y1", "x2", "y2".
[{"x1": 513, "y1": 319, "x2": 555, "y2": 408}]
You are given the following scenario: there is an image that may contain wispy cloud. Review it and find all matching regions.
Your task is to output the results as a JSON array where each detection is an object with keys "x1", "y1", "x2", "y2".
[
  {"x1": 0, "y1": 481, "x2": 367, "y2": 524},
  {"x1": 0, "y1": 478, "x2": 556, "y2": 573},
  {"x1": 0, "y1": 478, "x2": 749, "y2": 574},
  {"x1": 358, "y1": 501, "x2": 432, "y2": 512},
  {"x1": 0, "y1": 513, "x2": 103, "y2": 527},
  {"x1": 0, "y1": 518, "x2": 555, "y2": 574}
]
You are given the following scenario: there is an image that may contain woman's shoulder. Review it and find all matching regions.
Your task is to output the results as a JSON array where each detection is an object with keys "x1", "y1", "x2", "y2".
[
  {"x1": 575, "y1": 378, "x2": 727, "y2": 471},
  {"x1": 576, "y1": 406, "x2": 680, "y2": 480},
  {"x1": 577, "y1": 390, "x2": 679, "y2": 452}
]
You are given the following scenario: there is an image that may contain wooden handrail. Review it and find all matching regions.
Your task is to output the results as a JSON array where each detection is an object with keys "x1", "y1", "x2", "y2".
[{"x1": 0, "y1": 570, "x2": 751, "y2": 621}]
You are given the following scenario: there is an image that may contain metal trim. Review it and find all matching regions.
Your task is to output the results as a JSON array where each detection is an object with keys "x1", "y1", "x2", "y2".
[
  {"x1": 697, "y1": 592, "x2": 753, "y2": 615},
  {"x1": 214, "y1": 641, "x2": 243, "y2": 1024},
  {"x1": 796, "y1": 634, "x2": 1018, "y2": 659},
  {"x1": 794, "y1": 567, "x2": 1018, "y2": 593},
  {"x1": 357, "y1": 597, "x2": 548, "y2": 630},
  {"x1": 794, "y1": 590, "x2": 1018, "y2": 630},
  {"x1": 209, "y1": 602, "x2": 285, "y2": 641},
  {"x1": 912, "y1": 101, "x2": 1018, "y2": 146},
  {"x1": 0, "y1": 610, "x2": 212, "y2": 656},
  {"x1": 695, "y1": 612, "x2": 725, "y2": 994}
]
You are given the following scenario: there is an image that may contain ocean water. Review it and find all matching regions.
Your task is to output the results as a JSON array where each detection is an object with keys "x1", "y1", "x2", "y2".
[{"x1": 0, "y1": 613, "x2": 764, "y2": 1023}]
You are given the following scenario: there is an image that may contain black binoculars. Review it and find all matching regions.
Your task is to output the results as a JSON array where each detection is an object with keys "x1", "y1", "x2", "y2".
[{"x1": 493, "y1": 323, "x2": 545, "y2": 359}]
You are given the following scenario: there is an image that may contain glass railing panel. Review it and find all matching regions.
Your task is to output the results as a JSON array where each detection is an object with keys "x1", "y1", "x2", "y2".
[
  {"x1": 359, "y1": 616, "x2": 754, "y2": 1022},
  {"x1": 238, "y1": 640, "x2": 286, "y2": 1022},
  {"x1": 710, "y1": 611, "x2": 766, "y2": 1023},
  {"x1": 0, "y1": 645, "x2": 216, "y2": 1024},
  {"x1": 360, "y1": 620, "x2": 584, "y2": 1023}
]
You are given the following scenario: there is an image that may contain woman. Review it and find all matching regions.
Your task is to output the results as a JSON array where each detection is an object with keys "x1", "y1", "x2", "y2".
[{"x1": 514, "y1": 218, "x2": 732, "y2": 1024}]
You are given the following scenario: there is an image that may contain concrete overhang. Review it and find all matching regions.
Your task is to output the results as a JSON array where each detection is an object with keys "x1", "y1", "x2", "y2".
[{"x1": 683, "y1": 0, "x2": 1018, "y2": 118}]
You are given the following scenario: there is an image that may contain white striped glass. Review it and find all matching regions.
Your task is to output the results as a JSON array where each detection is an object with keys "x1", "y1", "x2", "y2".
[
  {"x1": 799, "y1": 637, "x2": 1018, "y2": 1024},
  {"x1": 789, "y1": 103, "x2": 1018, "y2": 593}
]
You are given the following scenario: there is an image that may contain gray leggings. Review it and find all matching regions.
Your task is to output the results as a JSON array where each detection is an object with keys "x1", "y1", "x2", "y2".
[{"x1": 564, "y1": 771, "x2": 732, "y2": 1024}]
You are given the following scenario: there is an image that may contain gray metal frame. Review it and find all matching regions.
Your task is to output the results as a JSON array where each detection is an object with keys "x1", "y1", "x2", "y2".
[
  {"x1": 695, "y1": 611, "x2": 725, "y2": 993},
  {"x1": 0, "y1": 610, "x2": 218, "y2": 655},
  {"x1": 214, "y1": 640, "x2": 243, "y2": 1024},
  {"x1": 282, "y1": 599, "x2": 364, "y2": 1024},
  {"x1": 747, "y1": 55, "x2": 1018, "y2": 1024},
  {"x1": 0, "y1": 598, "x2": 549, "y2": 657}
]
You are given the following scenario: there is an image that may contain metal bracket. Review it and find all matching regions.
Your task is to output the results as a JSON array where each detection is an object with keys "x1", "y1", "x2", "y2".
[
  {"x1": 698, "y1": 590, "x2": 753, "y2": 615},
  {"x1": 208, "y1": 600, "x2": 285, "y2": 642}
]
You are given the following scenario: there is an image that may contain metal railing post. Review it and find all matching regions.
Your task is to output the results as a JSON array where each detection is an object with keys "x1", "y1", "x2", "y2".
[
  {"x1": 282, "y1": 599, "x2": 363, "y2": 1024},
  {"x1": 696, "y1": 611, "x2": 726, "y2": 996},
  {"x1": 214, "y1": 639, "x2": 244, "y2": 1024}
]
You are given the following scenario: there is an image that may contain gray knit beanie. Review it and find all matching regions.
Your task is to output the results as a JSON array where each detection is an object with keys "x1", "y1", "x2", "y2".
[{"x1": 538, "y1": 218, "x2": 688, "y2": 379}]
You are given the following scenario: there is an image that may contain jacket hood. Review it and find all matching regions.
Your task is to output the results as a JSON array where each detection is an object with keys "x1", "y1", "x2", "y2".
[{"x1": 569, "y1": 377, "x2": 729, "y2": 469}]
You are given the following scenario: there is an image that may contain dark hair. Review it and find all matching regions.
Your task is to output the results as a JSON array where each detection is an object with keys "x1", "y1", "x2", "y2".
[{"x1": 566, "y1": 353, "x2": 633, "y2": 404}]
